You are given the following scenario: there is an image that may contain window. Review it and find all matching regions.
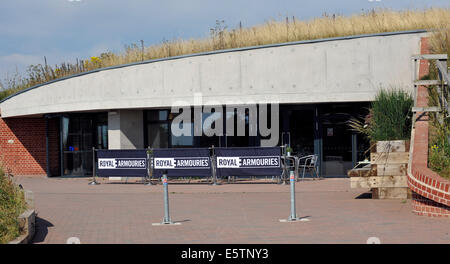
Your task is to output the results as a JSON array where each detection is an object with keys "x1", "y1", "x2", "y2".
[
  {"x1": 147, "y1": 123, "x2": 169, "y2": 148},
  {"x1": 145, "y1": 110, "x2": 170, "y2": 148}
]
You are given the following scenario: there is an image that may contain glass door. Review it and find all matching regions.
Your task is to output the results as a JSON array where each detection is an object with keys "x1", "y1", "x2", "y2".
[
  {"x1": 320, "y1": 113, "x2": 353, "y2": 177},
  {"x1": 62, "y1": 114, "x2": 107, "y2": 176},
  {"x1": 318, "y1": 103, "x2": 370, "y2": 177},
  {"x1": 62, "y1": 116, "x2": 92, "y2": 176}
]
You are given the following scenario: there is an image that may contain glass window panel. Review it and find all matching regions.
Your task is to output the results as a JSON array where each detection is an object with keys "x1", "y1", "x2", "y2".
[
  {"x1": 202, "y1": 112, "x2": 222, "y2": 135},
  {"x1": 147, "y1": 110, "x2": 169, "y2": 121},
  {"x1": 147, "y1": 123, "x2": 168, "y2": 148},
  {"x1": 62, "y1": 116, "x2": 69, "y2": 150},
  {"x1": 102, "y1": 125, "x2": 108, "y2": 149},
  {"x1": 289, "y1": 109, "x2": 314, "y2": 156},
  {"x1": 171, "y1": 121, "x2": 194, "y2": 147},
  {"x1": 97, "y1": 126, "x2": 102, "y2": 148},
  {"x1": 197, "y1": 112, "x2": 220, "y2": 147},
  {"x1": 147, "y1": 110, "x2": 158, "y2": 121},
  {"x1": 63, "y1": 152, "x2": 83, "y2": 176},
  {"x1": 159, "y1": 110, "x2": 169, "y2": 121}
]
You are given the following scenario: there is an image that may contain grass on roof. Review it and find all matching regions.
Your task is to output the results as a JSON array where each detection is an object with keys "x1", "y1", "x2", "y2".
[{"x1": 1, "y1": 8, "x2": 449, "y2": 101}]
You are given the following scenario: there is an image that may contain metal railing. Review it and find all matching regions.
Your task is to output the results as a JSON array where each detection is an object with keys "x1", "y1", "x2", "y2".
[{"x1": 411, "y1": 54, "x2": 449, "y2": 124}]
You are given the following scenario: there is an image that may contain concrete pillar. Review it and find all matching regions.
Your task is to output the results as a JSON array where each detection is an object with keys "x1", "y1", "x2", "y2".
[{"x1": 108, "y1": 110, "x2": 144, "y2": 149}]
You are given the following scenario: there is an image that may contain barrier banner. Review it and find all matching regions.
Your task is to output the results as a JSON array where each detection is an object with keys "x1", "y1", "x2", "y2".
[
  {"x1": 152, "y1": 148, "x2": 211, "y2": 177},
  {"x1": 215, "y1": 147, "x2": 282, "y2": 177},
  {"x1": 96, "y1": 149, "x2": 148, "y2": 177}
]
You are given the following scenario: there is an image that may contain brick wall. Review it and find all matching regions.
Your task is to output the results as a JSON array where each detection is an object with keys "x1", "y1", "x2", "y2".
[
  {"x1": 411, "y1": 192, "x2": 450, "y2": 217},
  {"x1": 407, "y1": 37, "x2": 450, "y2": 217},
  {"x1": 0, "y1": 116, "x2": 60, "y2": 177}
]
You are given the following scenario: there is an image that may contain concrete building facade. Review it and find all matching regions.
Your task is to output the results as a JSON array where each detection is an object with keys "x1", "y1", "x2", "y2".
[{"x1": 0, "y1": 30, "x2": 428, "y2": 177}]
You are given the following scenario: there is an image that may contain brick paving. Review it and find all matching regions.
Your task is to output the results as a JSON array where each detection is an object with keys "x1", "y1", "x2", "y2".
[{"x1": 15, "y1": 176, "x2": 450, "y2": 244}]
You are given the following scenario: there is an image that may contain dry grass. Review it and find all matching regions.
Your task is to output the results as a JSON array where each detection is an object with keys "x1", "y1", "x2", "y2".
[
  {"x1": 429, "y1": 29, "x2": 450, "y2": 55},
  {"x1": 1, "y1": 8, "x2": 449, "y2": 100}
]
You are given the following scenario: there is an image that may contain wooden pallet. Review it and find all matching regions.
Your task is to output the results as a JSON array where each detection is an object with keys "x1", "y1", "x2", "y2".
[{"x1": 349, "y1": 140, "x2": 410, "y2": 199}]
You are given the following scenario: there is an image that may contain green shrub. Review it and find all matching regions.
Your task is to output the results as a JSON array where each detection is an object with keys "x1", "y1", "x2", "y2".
[
  {"x1": 369, "y1": 89, "x2": 413, "y2": 141},
  {"x1": 0, "y1": 167, "x2": 27, "y2": 244},
  {"x1": 348, "y1": 88, "x2": 413, "y2": 142}
]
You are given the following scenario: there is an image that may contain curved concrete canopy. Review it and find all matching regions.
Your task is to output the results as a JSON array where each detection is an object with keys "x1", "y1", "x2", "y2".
[{"x1": 0, "y1": 30, "x2": 427, "y2": 118}]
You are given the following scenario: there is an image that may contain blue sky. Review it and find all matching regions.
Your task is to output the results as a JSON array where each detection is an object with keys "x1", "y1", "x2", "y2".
[{"x1": 0, "y1": 0, "x2": 449, "y2": 86}]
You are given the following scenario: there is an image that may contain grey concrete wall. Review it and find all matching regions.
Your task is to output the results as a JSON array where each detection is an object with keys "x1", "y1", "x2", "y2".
[
  {"x1": 108, "y1": 110, "x2": 143, "y2": 149},
  {"x1": 0, "y1": 31, "x2": 427, "y2": 118}
]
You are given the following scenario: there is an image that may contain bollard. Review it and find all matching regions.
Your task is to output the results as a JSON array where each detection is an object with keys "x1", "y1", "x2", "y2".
[
  {"x1": 153, "y1": 170, "x2": 181, "y2": 226},
  {"x1": 279, "y1": 168, "x2": 310, "y2": 223},
  {"x1": 162, "y1": 171, "x2": 172, "y2": 224},
  {"x1": 288, "y1": 170, "x2": 297, "y2": 221}
]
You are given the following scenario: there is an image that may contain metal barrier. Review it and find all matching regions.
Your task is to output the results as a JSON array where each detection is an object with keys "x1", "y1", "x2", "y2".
[
  {"x1": 90, "y1": 148, "x2": 151, "y2": 185},
  {"x1": 91, "y1": 145, "x2": 308, "y2": 224},
  {"x1": 91, "y1": 146, "x2": 304, "y2": 184}
]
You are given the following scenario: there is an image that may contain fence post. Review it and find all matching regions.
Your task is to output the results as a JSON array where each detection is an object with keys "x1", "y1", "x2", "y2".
[
  {"x1": 145, "y1": 147, "x2": 153, "y2": 185},
  {"x1": 280, "y1": 144, "x2": 288, "y2": 185},
  {"x1": 89, "y1": 147, "x2": 99, "y2": 185},
  {"x1": 211, "y1": 145, "x2": 219, "y2": 185}
]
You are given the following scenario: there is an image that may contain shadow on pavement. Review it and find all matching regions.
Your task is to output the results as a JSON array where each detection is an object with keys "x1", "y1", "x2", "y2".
[
  {"x1": 174, "y1": 219, "x2": 191, "y2": 224},
  {"x1": 355, "y1": 192, "x2": 372, "y2": 199},
  {"x1": 32, "y1": 216, "x2": 54, "y2": 243}
]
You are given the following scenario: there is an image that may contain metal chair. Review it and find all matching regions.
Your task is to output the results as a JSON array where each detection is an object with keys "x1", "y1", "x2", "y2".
[
  {"x1": 297, "y1": 154, "x2": 320, "y2": 180},
  {"x1": 280, "y1": 155, "x2": 296, "y2": 184}
]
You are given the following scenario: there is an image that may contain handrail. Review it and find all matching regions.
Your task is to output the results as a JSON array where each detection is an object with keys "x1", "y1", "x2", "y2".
[
  {"x1": 408, "y1": 51, "x2": 449, "y2": 205},
  {"x1": 407, "y1": 122, "x2": 416, "y2": 190},
  {"x1": 411, "y1": 54, "x2": 448, "y2": 122}
]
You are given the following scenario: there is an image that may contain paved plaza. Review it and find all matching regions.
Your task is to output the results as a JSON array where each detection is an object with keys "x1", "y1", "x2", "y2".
[{"x1": 15, "y1": 176, "x2": 450, "y2": 244}]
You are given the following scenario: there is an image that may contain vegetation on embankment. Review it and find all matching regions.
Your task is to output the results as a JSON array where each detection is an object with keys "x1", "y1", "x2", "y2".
[
  {"x1": 428, "y1": 120, "x2": 450, "y2": 179},
  {"x1": 0, "y1": 167, "x2": 27, "y2": 244},
  {"x1": 426, "y1": 67, "x2": 450, "y2": 179},
  {"x1": 0, "y1": 8, "x2": 449, "y2": 101}
]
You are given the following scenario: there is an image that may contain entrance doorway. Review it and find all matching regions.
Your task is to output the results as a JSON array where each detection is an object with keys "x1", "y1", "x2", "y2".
[
  {"x1": 280, "y1": 103, "x2": 370, "y2": 178},
  {"x1": 318, "y1": 103, "x2": 369, "y2": 177},
  {"x1": 61, "y1": 113, "x2": 107, "y2": 176}
]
